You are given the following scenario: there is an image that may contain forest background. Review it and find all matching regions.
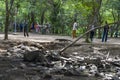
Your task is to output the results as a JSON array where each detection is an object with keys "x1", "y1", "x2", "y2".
[{"x1": 0, "y1": 0, "x2": 120, "y2": 41}]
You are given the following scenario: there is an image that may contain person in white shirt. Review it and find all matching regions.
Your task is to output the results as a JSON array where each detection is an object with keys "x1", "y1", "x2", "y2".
[{"x1": 72, "y1": 20, "x2": 78, "y2": 39}]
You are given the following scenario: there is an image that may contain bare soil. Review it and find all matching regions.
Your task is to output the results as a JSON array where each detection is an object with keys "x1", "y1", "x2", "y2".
[{"x1": 0, "y1": 33, "x2": 120, "y2": 80}]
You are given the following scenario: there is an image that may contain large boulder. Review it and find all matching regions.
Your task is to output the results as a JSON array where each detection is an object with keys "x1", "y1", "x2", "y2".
[{"x1": 23, "y1": 50, "x2": 48, "y2": 63}]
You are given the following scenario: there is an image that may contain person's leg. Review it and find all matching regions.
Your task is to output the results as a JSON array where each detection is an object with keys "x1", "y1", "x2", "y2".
[
  {"x1": 72, "y1": 30, "x2": 75, "y2": 38},
  {"x1": 90, "y1": 31, "x2": 94, "y2": 42},
  {"x1": 26, "y1": 30, "x2": 29, "y2": 37},
  {"x1": 74, "y1": 30, "x2": 76, "y2": 38},
  {"x1": 90, "y1": 31, "x2": 92, "y2": 41},
  {"x1": 105, "y1": 32, "x2": 108, "y2": 42},
  {"x1": 24, "y1": 29, "x2": 26, "y2": 37},
  {"x1": 91, "y1": 31, "x2": 94, "y2": 42},
  {"x1": 102, "y1": 31, "x2": 105, "y2": 42},
  {"x1": 27, "y1": 32, "x2": 29, "y2": 37}
]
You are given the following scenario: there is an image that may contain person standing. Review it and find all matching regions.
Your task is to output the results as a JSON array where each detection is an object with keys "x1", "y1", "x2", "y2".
[
  {"x1": 102, "y1": 21, "x2": 109, "y2": 42},
  {"x1": 23, "y1": 20, "x2": 29, "y2": 37},
  {"x1": 90, "y1": 25, "x2": 95, "y2": 42},
  {"x1": 72, "y1": 20, "x2": 78, "y2": 39}
]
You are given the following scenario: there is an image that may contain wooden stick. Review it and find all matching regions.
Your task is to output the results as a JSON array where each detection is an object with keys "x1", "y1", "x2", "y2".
[{"x1": 59, "y1": 21, "x2": 119, "y2": 54}]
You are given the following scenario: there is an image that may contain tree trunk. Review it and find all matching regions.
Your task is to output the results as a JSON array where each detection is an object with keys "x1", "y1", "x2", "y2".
[
  {"x1": 85, "y1": 0, "x2": 102, "y2": 42},
  {"x1": 4, "y1": 0, "x2": 14, "y2": 40},
  {"x1": 110, "y1": 8, "x2": 116, "y2": 37},
  {"x1": 115, "y1": 12, "x2": 120, "y2": 38},
  {"x1": 31, "y1": 11, "x2": 35, "y2": 24},
  {"x1": 98, "y1": 13, "x2": 102, "y2": 38},
  {"x1": 85, "y1": 25, "x2": 90, "y2": 43},
  {"x1": 41, "y1": 9, "x2": 46, "y2": 25},
  {"x1": 4, "y1": 0, "x2": 9, "y2": 40},
  {"x1": 91, "y1": 0, "x2": 102, "y2": 39}
]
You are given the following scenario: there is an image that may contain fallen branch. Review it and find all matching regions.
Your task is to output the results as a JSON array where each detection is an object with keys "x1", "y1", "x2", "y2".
[{"x1": 59, "y1": 21, "x2": 120, "y2": 54}]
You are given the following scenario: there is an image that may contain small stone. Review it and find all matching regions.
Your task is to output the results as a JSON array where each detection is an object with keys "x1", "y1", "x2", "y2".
[
  {"x1": 112, "y1": 76, "x2": 120, "y2": 80},
  {"x1": 2, "y1": 52, "x2": 11, "y2": 57},
  {"x1": 43, "y1": 73, "x2": 52, "y2": 79},
  {"x1": 20, "y1": 63, "x2": 27, "y2": 69}
]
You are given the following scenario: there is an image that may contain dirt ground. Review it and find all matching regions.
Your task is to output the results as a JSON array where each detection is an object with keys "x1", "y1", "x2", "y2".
[{"x1": 0, "y1": 32, "x2": 120, "y2": 80}]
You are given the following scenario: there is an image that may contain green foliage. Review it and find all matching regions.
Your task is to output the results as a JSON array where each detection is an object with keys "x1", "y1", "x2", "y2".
[{"x1": 1, "y1": 0, "x2": 119, "y2": 38}]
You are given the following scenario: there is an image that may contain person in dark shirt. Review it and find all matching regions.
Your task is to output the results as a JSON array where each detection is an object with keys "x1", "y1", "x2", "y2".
[
  {"x1": 23, "y1": 20, "x2": 29, "y2": 37},
  {"x1": 90, "y1": 25, "x2": 95, "y2": 42},
  {"x1": 102, "y1": 21, "x2": 109, "y2": 42}
]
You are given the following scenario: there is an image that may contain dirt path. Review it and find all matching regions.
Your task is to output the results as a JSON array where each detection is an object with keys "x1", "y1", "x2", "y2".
[{"x1": 0, "y1": 32, "x2": 120, "y2": 45}]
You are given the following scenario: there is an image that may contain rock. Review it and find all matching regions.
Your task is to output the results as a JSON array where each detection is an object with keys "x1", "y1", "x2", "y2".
[
  {"x1": 103, "y1": 73, "x2": 114, "y2": 80},
  {"x1": 46, "y1": 52, "x2": 61, "y2": 62},
  {"x1": 28, "y1": 63, "x2": 37, "y2": 67},
  {"x1": 78, "y1": 66, "x2": 86, "y2": 71},
  {"x1": 2, "y1": 52, "x2": 11, "y2": 57},
  {"x1": 29, "y1": 75, "x2": 41, "y2": 80},
  {"x1": 30, "y1": 46, "x2": 39, "y2": 51},
  {"x1": 21, "y1": 46, "x2": 32, "y2": 51},
  {"x1": 17, "y1": 44, "x2": 24, "y2": 48},
  {"x1": 13, "y1": 48, "x2": 22, "y2": 53},
  {"x1": 20, "y1": 63, "x2": 27, "y2": 69},
  {"x1": 43, "y1": 73, "x2": 52, "y2": 79},
  {"x1": 23, "y1": 50, "x2": 48, "y2": 63},
  {"x1": 112, "y1": 76, "x2": 120, "y2": 80},
  {"x1": 116, "y1": 70, "x2": 120, "y2": 76},
  {"x1": 30, "y1": 43, "x2": 45, "y2": 49},
  {"x1": 53, "y1": 61, "x2": 66, "y2": 69},
  {"x1": 7, "y1": 48, "x2": 14, "y2": 53},
  {"x1": 98, "y1": 72, "x2": 105, "y2": 77},
  {"x1": 64, "y1": 69, "x2": 77, "y2": 76},
  {"x1": 89, "y1": 64, "x2": 98, "y2": 76}
]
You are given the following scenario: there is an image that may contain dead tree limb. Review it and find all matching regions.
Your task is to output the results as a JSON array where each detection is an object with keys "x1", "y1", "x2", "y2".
[{"x1": 59, "y1": 21, "x2": 120, "y2": 54}]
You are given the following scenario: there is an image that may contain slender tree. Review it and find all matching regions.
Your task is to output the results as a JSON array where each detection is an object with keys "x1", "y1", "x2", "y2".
[{"x1": 4, "y1": 0, "x2": 14, "y2": 40}]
